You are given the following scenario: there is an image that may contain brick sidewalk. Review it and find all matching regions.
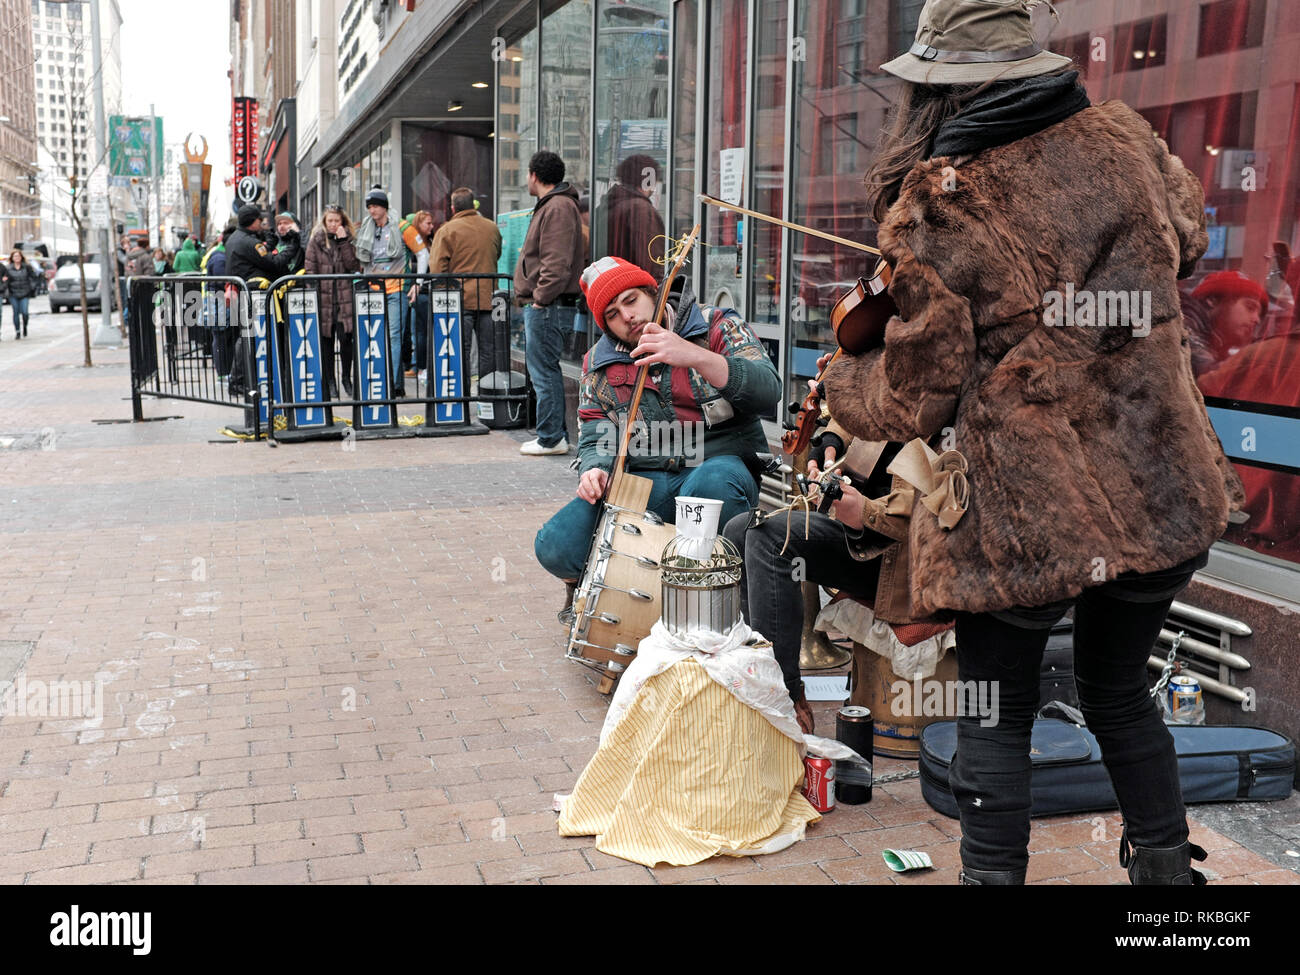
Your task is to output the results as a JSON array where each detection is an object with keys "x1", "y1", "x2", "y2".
[{"x1": 0, "y1": 315, "x2": 1295, "y2": 885}]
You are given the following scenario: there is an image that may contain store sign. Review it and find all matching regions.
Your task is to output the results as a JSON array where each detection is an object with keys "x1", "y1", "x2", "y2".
[{"x1": 232, "y1": 97, "x2": 259, "y2": 181}]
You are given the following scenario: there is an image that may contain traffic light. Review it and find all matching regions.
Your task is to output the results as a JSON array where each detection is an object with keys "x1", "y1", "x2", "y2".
[{"x1": 27, "y1": 174, "x2": 36, "y2": 195}]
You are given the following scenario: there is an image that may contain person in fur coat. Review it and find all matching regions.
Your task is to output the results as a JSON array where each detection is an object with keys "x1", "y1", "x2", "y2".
[{"x1": 823, "y1": 0, "x2": 1243, "y2": 886}]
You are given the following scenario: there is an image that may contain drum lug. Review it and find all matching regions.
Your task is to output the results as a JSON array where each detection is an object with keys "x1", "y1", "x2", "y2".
[
  {"x1": 620, "y1": 523, "x2": 642, "y2": 536},
  {"x1": 642, "y1": 511, "x2": 665, "y2": 526},
  {"x1": 636, "y1": 555, "x2": 658, "y2": 568},
  {"x1": 597, "y1": 612, "x2": 621, "y2": 625},
  {"x1": 629, "y1": 588, "x2": 652, "y2": 602}
]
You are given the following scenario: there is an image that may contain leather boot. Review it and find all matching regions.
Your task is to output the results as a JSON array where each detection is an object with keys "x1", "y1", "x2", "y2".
[
  {"x1": 557, "y1": 581, "x2": 577, "y2": 627},
  {"x1": 959, "y1": 867, "x2": 1026, "y2": 885},
  {"x1": 1119, "y1": 828, "x2": 1208, "y2": 885}
]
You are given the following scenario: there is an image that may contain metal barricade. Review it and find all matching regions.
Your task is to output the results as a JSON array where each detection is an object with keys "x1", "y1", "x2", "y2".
[
  {"x1": 126, "y1": 274, "x2": 263, "y2": 433},
  {"x1": 260, "y1": 272, "x2": 527, "y2": 442}
]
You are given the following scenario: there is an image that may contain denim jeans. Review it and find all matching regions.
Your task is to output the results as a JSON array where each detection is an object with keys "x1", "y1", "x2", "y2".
[
  {"x1": 384, "y1": 291, "x2": 404, "y2": 386},
  {"x1": 721, "y1": 510, "x2": 887, "y2": 696},
  {"x1": 9, "y1": 296, "x2": 30, "y2": 332},
  {"x1": 409, "y1": 292, "x2": 430, "y2": 373},
  {"x1": 524, "y1": 302, "x2": 568, "y2": 447},
  {"x1": 948, "y1": 553, "x2": 1206, "y2": 874},
  {"x1": 535, "y1": 454, "x2": 758, "y2": 581}
]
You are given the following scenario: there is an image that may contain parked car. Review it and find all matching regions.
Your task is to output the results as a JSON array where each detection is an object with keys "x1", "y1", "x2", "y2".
[{"x1": 48, "y1": 260, "x2": 117, "y2": 313}]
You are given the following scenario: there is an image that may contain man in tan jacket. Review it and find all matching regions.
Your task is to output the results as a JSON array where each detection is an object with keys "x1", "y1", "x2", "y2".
[{"x1": 430, "y1": 187, "x2": 503, "y2": 382}]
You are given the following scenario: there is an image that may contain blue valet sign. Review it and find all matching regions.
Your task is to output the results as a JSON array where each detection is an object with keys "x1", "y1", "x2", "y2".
[
  {"x1": 355, "y1": 291, "x2": 392, "y2": 428},
  {"x1": 252, "y1": 292, "x2": 285, "y2": 426},
  {"x1": 286, "y1": 290, "x2": 326, "y2": 428},
  {"x1": 431, "y1": 289, "x2": 464, "y2": 424}
]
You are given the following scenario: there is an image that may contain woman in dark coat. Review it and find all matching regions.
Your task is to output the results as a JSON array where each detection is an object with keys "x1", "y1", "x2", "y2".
[
  {"x1": 3, "y1": 249, "x2": 43, "y2": 338},
  {"x1": 304, "y1": 204, "x2": 361, "y2": 399},
  {"x1": 823, "y1": 0, "x2": 1242, "y2": 885}
]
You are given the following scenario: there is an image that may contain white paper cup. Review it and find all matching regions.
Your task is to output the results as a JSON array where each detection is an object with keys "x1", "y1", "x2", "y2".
[{"x1": 674, "y1": 496, "x2": 723, "y2": 559}]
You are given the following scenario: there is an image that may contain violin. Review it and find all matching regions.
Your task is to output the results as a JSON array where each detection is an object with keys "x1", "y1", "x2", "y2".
[
  {"x1": 694, "y1": 195, "x2": 898, "y2": 458},
  {"x1": 780, "y1": 258, "x2": 896, "y2": 457}
]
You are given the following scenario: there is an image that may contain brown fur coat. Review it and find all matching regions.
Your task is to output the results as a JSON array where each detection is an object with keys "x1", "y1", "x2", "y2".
[{"x1": 823, "y1": 100, "x2": 1244, "y2": 618}]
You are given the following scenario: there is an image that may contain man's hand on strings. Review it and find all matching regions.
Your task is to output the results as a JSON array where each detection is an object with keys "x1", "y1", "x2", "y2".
[
  {"x1": 630, "y1": 322, "x2": 698, "y2": 369},
  {"x1": 577, "y1": 468, "x2": 609, "y2": 504}
]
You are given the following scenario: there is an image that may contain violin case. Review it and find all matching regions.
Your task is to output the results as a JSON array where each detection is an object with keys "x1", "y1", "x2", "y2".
[{"x1": 919, "y1": 718, "x2": 1295, "y2": 819}]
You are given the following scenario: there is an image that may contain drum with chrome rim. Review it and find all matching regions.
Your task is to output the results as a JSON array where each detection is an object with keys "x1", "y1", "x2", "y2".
[{"x1": 566, "y1": 504, "x2": 674, "y2": 681}]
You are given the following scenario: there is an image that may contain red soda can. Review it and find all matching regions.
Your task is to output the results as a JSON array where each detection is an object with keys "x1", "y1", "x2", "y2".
[{"x1": 803, "y1": 756, "x2": 836, "y2": 813}]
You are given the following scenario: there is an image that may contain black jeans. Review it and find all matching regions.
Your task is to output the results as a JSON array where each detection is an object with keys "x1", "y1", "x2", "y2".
[
  {"x1": 722, "y1": 510, "x2": 886, "y2": 697},
  {"x1": 950, "y1": 552, "x2": 1207, "y2": 873}
]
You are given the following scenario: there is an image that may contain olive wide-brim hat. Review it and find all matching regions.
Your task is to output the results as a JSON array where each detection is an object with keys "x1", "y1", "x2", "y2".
[{"x1": 880, "y1": 0, "x2": 1072, "y2": 85}]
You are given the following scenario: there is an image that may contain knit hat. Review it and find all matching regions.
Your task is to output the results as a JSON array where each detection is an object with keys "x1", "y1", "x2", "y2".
[
  {"x1": 579, "y1": 256, "x2": 657, "y2": 328},
  {"x1": 364, "y1": 185, "x2": 389, "y2": 209},
  {"x1": 880, "y1": 0, "x2": 1071, "y2": 85},
  {"x1": 276, "y1": 210, "x2": 297, "y2": 224},
  {"x1": 236, "y1": 204, "x2": 261, "y2": 229},
  {"x1": 1192, "y1": 271, "x2": 1269, "y2": 309}
]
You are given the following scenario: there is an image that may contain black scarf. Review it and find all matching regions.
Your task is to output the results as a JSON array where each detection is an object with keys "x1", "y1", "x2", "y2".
[{"x1": 930, "y1": 70, "x2": 1091, "y2": 158}]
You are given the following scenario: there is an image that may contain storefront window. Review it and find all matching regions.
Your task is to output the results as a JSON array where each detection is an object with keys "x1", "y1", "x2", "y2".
[
  {"x1": 785, "y1": 0, "x2": 888, "y2": 412},
  {"x1": 669, "y1": 0, "x2": 698, "y2": 245},
  {"x1": 592, "y1": 0, "x2": 669, "y2": 279},
  {"x1": 699, "y1": 0, "x2": 746, "y2": 309},
  {"x1": 542, "y1": 0, "x2": 593, "y2": 199},
  {"x1": 402, "y1": 123, "x2": 495, "y2": 233},
  {"x1": 496, "y1": 22, "x2": 539, "y2": 216},
  {"x1": 748, "y1": 0, "x2": 787, "y2": 331},
  {"x1": 1059, "y1": 1, "x2": 1300, "y2": 568}
]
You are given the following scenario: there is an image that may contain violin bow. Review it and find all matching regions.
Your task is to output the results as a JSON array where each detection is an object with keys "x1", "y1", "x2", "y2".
[
  {"x1": 605, "y1": 224, "x2": 702, "y2": 495},
  {"x1": 698, "y1": 195, "x2": 882, "y2": 257}
]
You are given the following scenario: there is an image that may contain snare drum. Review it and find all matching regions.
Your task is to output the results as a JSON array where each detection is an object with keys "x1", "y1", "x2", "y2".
[{"x1": 566, "y1": 504, "x2": 675, "y2": 682}]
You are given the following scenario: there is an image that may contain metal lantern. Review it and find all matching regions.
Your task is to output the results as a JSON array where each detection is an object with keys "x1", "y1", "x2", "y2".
[{"x1": 659, "y1": 534, "x2": 744, "y2": 639}]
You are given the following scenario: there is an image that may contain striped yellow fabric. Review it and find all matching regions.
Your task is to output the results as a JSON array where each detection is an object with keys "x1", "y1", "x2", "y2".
[{"x1": 559, "y1": 658, "x2": 821, "y2": 867}]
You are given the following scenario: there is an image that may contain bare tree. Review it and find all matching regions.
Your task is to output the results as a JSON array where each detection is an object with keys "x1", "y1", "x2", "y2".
[{"x1": 38, "y1": 11, "x2": 111, "y2": 368}]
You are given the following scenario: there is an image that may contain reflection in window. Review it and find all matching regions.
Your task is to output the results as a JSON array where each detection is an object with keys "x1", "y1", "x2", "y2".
[
  {"x1": 669, "y1": 0, "x2": 698, "y2": 245},
  {"x1": 496, "y1": 26, "x2": 538, "y2": 216},
  {"x1": 700, "y1": 0, "x2": 746, "y2": 310},
  {"x1": 593, "y1": 0, "x2": 668, "y2": 278},
  {"x1": 542, "y1": 0, "x2": 592, "y2": 197},
  {"x1": 1115, "y1": 16, "x2": 1167, "y2": 72},
  {"x1": 1198, "y1": 0, "x2": 1267, "y2": 58}
]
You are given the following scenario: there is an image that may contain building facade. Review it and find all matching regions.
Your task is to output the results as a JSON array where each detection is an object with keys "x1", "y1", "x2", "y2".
[
  {"x1": 0, "y1": 0, "x2": 38, "y2": 251},
  {"x1": 30, "y1": 0, "x2": 122, "y2": 253}
]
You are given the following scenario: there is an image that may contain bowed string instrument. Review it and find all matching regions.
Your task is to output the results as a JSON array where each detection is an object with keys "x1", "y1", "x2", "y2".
[{"x1": 697, "y1": 195, "x2": 897, "y2": 459}]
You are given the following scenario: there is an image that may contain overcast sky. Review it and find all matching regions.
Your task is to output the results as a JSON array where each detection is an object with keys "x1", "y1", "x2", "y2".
[{"x1": 116, "y1": 0, "x2": 233, "y2": 218}]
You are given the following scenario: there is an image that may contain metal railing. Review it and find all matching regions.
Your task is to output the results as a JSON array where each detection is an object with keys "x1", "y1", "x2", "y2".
[{"x1": 126, "y1": 271, "x2": 529, "y2": 442}]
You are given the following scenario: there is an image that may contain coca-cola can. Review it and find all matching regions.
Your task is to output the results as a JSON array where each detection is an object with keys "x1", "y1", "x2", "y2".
[{"x1": 803, "y1": 755, "x2": 835, "y2": 813}]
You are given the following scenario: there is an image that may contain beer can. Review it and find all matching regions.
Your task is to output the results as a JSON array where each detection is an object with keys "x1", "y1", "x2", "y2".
[
  {"x1": 803, "y1": 756, "x2": 835, "y2": 813},
  {"x1": 1168, "y1": 675, "x2": 1203, "y2": 720},
  {"x1": 835, "y1": 705, "x2": 874, "y2": 805}
]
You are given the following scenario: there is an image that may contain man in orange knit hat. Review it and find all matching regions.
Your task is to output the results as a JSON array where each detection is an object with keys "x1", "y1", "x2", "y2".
[{"x1": 533, "y1": 256, "x2": 780, "y2": 623}]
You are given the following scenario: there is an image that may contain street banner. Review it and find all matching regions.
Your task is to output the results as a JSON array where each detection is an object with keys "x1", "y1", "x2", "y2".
[
  {"x1": 286, "y1": 291, "x2": 326, "y2": 429},
  {"x1": 110, "y1": 116, "x2": 164, "y2": 178},
  {"x1": 355, "y1": 292, "x2": 393, "y2": 428},
  {"x1": 430, "y1": 289, "x2": 465, "y2": 425},
  {"x1": 251, "y1": 292, "x2": 285, "y2": 427}
]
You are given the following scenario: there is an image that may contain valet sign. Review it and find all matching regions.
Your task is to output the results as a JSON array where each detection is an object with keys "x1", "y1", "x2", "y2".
[
  {"x1": 251, "y1": 292, "x2": 284, "y2": 426},
  {"x1": 286, "y1": 290, "x2": 326, "y2": 428},
  {"x1": 431, "y1": 289, "x2": 464, "y2": 424},
  {"x1": 355, "y1": 292, "x2": 392, "y2": 428}
]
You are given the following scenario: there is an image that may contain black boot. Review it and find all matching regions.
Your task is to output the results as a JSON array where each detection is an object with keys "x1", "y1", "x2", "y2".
[
  {"x1": 557, "y1": 581, "x2": 577, "y2": 627},
  {"x1": 328, "y1": 375, "x2": 339, "y2": 401},
  {"x1": 1119, "y1": 828, "x2": 1208, "y2": 885},
  {"x1": 959, "y1": 867, "x2": 1026, "y2": 885}
]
